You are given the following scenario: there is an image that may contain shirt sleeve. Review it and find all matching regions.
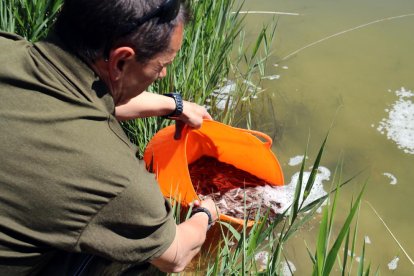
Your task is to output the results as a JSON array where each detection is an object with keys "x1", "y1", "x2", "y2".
[{"x1": 75, "y1": 160, "x2": 176, "y2": 263}]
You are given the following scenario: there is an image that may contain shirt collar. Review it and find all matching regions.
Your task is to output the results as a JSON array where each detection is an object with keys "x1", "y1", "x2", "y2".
[{"x1": 33, "y1": 32, "x2": 115, "y2": 115}]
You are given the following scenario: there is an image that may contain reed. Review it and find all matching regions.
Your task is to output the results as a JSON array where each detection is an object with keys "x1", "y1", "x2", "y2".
[{"x1": 0, "y1": 0, "x2": 63, "y2": 41}]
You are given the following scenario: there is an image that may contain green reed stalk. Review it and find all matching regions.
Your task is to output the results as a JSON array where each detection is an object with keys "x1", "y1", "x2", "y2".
[
  {"x1": 0, "y1": 0, "x2": 16, "y2": 34},
  {"x1": 0, "y1": 0, "x2": 63, "y2": 41}
]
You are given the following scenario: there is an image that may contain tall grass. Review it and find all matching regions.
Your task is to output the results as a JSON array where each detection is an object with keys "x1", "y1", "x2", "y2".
[{"x1": 0, "y1": 0, "x2": 63, "y2": 41}]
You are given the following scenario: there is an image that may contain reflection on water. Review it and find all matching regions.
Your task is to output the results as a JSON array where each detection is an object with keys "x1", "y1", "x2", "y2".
[
  {"x1": 377, "y1": 87, "x2": 414, "y2": 154},
  {"x1": 239, "y1": 0, "x2": 414, "y2": 274}
]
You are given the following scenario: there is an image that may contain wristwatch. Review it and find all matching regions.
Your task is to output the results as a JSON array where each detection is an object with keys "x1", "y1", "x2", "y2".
[
  {"x1": 163, "y1": 92, "x2": 183, "y2": 118},
  {"x1": 190, "y1": 207, "x2": 214, "y2": 231}
]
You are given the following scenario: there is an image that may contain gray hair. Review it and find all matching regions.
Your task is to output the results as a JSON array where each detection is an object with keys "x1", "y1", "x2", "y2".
[{"x1": 55, "y1": 0, "x2": 190, "y2": 63}]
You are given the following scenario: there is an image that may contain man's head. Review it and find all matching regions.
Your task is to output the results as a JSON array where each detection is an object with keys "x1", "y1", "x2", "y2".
[
  {"x1": 55, "y1": 0, "x2": 189, "y2": 104},
  {"x1": 55, "y1": 0, "x2": 189, "y2": 63}
]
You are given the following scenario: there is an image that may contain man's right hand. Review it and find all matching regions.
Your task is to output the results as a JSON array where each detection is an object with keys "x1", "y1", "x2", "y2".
[{"x1": 173, "y1": 101, "x2": 212, "y2": 140}]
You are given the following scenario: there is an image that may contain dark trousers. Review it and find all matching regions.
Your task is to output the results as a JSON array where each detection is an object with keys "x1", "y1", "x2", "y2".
[{"x1": 37, "y1": 252, "x2": 164, "y2": 276}]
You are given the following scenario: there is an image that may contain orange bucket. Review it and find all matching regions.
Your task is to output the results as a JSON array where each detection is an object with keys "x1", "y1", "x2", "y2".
[{"x1": 143, "y1": 120, "x2": 284, "y2": 226}]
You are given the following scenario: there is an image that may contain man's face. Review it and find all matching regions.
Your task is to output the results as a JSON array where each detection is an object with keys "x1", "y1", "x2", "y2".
[{"x1": 119, "y1": 22, "x2": 184, "y2": 102}]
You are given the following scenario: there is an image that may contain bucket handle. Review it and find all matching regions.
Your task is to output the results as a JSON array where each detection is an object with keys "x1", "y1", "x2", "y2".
[{"x1": 239, "y1": 128, "x2": 273, "y2": 148}]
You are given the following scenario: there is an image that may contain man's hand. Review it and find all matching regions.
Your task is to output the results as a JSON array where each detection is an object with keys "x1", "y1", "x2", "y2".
[
  {"x1": 173, "y1": 101, "x2": 212, "y2": 140},
  {"x1": 150, "y1": 196, "x2": 219, "y2": 273},
  {"x1": 191, "y1": 197, "x2": 219, "y2": 223}
]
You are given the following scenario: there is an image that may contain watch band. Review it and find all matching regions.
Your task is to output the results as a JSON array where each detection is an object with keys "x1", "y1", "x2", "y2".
[
  {"x1": 163, "y1": 92, "x2": 183, "y2": 118},
  {"x1": 190, "y1": 207, "x2": 214, "y2": 230}
]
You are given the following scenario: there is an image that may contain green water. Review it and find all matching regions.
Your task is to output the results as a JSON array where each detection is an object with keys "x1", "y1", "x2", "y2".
[{"x1": 240, "y1": 0, "x2": 414, "y2": 274}]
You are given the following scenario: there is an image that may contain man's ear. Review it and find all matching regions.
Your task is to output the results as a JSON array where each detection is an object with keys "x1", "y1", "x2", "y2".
[{"x1": 107, "y1": 47, "x2": 135, "y2": 81}]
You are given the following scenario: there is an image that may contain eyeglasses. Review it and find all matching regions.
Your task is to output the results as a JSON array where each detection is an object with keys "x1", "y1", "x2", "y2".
[{"x1": 118, "y1": 0, "x2": 181, "y2": 37}]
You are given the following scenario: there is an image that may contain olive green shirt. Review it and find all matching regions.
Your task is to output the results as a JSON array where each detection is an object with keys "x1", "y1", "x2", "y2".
[{"x1": 0, "y1": 32, "x2": 176, "y2": 274}]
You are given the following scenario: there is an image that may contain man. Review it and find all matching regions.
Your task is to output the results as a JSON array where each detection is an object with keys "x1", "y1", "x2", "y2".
[{"x1": 0, "y1": 0, "x2": 218, "y2": 274}]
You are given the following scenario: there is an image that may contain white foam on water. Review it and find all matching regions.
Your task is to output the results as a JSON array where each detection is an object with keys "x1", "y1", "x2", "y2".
[
  {"x1": 388, "y1": 256, "x2": 399, "y2": 270},
  {"x1": 213, "y1": 80, "x2": 236, "y2": 110},
  {"x1": 214, "y1": 81, "x2": 236, "y2": 94},
  {"x1": 212, "y1": 79, "x2": 265, "y2": 110},
  {"x1": 377, "y1": 87, "x2": 414, "y2": 154},
  {"x1": 242, "y1": 79, "x2": 262, "y2": 92},
  {"x1": 347, "y1": 250, "x2": 363, "y2": 263},
  {"x1": 347, "y1": 250, "x2": 356, "y2": 257},
  {"x1": 280, "y1": 260, "x2": 296, "y2": 276},
  {"x1": 262, "y1": 74, "x2": 281, "y2": 80},
  {"x1": 383, "y1": 172, "x2": 397, "y2": 185},
  {"x1": 288, "y1": 155, "x2": 307, "y2": 166},
  {"x1": 254, "y1": 250, "x2": 269, "y2": 265},
  {"x1": 364, "y1": 235, "x2": 371, "y2": 244},
  {"x1": 396, "y1": 87, "x2": 414, "y2": 98},
  {"x1": 256, "y1": 166, "x2": 330, "y2": 214}
]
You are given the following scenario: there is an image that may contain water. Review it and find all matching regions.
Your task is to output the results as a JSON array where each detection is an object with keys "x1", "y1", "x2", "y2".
[{"x1": 238, "y1": 0, "x2": 414, "y2": 274}]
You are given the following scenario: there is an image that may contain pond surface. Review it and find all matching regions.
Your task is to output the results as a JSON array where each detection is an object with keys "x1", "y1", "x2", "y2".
[{"x1": 239, "y1": 0, "x2": 414, "y2": 274}]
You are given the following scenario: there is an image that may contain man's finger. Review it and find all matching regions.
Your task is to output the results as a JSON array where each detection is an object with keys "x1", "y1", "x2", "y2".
[{"x1": 203, "y1": 111, "x2": 213, "y2": 120}]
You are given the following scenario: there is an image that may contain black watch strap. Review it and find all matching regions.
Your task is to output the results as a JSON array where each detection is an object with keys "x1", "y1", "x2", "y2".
[
  {"x1": 163, "y1": 92, "x2": 183, "y2": 118},
  {"x1": 190, "y1": 207, "x2": 214, "y2": 230}
]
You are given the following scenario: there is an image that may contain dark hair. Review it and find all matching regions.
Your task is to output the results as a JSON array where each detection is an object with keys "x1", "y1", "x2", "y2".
[{"x1": 55, "y1": 0, "x2": 190, "y2": 63}]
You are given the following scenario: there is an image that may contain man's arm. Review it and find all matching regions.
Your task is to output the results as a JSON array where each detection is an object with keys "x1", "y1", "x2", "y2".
[
  {"x1": 115, "y1": 91, "x2": 212, "y2": 129},
  {"x1": 150, "y1": 199, "x2": 218, "y2": 273}
]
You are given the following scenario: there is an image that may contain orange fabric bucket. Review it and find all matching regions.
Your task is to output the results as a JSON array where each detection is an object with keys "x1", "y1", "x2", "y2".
[{"x1": 143, "y1": 120, "x2": 284, "y2": 226}]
